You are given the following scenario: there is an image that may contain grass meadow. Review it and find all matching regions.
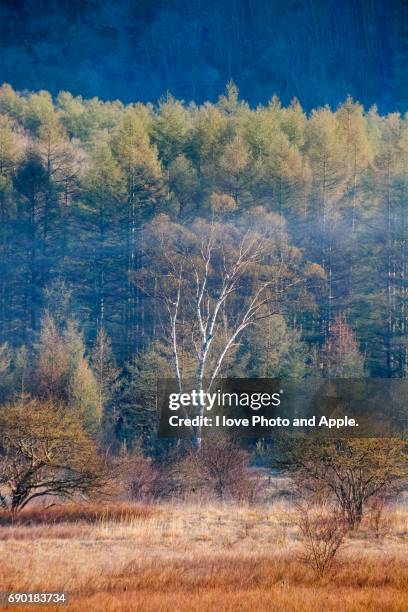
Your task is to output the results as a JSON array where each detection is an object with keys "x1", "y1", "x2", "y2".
[{"x1": 0, "y1": 499, "x2": 407, "y2": 611}]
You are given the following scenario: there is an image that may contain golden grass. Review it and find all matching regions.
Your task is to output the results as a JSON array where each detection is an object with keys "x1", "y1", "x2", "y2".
[
  {"x1": 0, "y1": 502, "x2": 158, "y2": 526},
  {"x1": 0, "y1": 501, "x2": 407, "y2": 611},
  {"x1": 68, "y1": 555, "x2": 408, "y2": 612}
]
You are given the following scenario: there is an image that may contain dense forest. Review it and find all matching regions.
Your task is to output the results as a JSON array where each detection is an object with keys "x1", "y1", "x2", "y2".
[
  {"x1": 0, "y1": 81, "x2": 407, "y2": 450},
  {"x1": 0, "y1": 0, "x2": 406, "y2": 112}
]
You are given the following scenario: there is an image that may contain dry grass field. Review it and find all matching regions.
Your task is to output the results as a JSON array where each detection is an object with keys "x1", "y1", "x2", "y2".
[{"x1": 0, "y1": 499, "x2": 407, "y2": 612}]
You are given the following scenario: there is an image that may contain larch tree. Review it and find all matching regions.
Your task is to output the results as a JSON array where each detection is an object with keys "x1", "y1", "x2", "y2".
[
  {"x1": 150, "y1": 95, "x2": 191, "y2": 167},
  {"x1": 216, "y1": 133, "x2": 253, "y2": 208},
  {"x1": 0, "y1": 116, "x2": 22, "y2": 339},
  {"x1": 305, "y1": 107, "x2": 347, "y2": 338},
  {"x1": 34, "y1": 314, "x2": 100, "y2": 434},
  {"x1": 113, "y1": 109, "x2": 164, "y2": 354},
  {"x1": 321, "y1": 314, "x2": 365, "y2": 378},
  {"x1": 90, "y1": 324, "x2": 119, "y2": 426},
  {"x1": 13, "y1": 148, "x2": 49, "y2": 335},
  {"x1": 83, "y1": 142, "x2": 124, "y2": 326}
]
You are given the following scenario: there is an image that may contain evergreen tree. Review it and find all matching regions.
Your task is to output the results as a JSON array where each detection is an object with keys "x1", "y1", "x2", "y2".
[
  {"x1": 116, "y1": 342, "x2": 171, "y2": 453},
  {"x1": 113, "y1": 108, "x2": 164, "y2": 354},
  {"x1": 90, "y1": 324, "x2": 119, "y2": 428}
]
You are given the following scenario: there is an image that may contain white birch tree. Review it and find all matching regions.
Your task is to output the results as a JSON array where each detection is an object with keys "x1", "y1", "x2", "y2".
[{"x1": 135, "y1": 209, "x2": 324, "y2": 438}]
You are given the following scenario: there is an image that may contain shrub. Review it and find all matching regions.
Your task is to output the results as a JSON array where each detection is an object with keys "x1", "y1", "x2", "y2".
[
  {"x1": 115, "y1": 452, "x2": 174, "y2": 502},
  {"x1": 174, "y1": 438, "x2": 257, "y2": 502},
  {"x1": 0, "y1": 399, "x2": 109, "y2": 514},
  {"x1": 296, "y1": 501, "x2": 347, "y2": 577},
  {"x1": 366, "y1": 496, "x2": 393, "y2": 541},
  {"x1": 279, "y1": 437, "x2": 407, "y2": 529}
]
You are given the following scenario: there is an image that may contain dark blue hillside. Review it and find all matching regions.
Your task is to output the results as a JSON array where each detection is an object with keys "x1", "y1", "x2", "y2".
[{"x1": 0, "y1": 0, "x2": 406, "y2": 112}]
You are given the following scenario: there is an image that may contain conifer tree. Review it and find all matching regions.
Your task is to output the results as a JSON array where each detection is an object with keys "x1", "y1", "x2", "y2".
[{"x1": 321, "y1": 314, "x2": 365, "y2": 378}]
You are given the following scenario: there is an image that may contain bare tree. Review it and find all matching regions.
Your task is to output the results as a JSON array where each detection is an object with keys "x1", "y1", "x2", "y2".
[
  {"x1": 296, "y1": 501, "x2": 347, "y2": 577},
  {"x1": 0, "y1": 400, "x2": 108, "y2": 515},
  {"x1": 280, "y1": 437, "x2": 408, "y2": 529},
  {"x1": 136, "y1": 210, "x2": 322, "y2": 438},
  {"x1": 174, "y1": 437, "x2": 253, "y2": 501}
]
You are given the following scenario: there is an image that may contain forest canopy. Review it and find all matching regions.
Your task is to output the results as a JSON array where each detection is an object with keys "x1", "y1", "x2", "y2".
[{"x1": 0, "y1": 82, "x2": 407, "y2": 448}]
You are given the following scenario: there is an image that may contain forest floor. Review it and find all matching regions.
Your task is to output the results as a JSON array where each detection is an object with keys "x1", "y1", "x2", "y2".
[{"x1": 0, "y1": 500, "x2": 407, "y2": 611}]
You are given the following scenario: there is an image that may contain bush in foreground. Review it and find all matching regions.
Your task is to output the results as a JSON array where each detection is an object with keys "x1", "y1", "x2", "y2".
[{"x1": 0, "y1": 400, "x2": 109, "y2": 514}]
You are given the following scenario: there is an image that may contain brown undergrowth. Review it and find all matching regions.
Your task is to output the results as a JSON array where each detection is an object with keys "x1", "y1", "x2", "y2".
[
  {"x1": 0, "y1": 503, "x2": 158, "y2": 526},
  {"x1": 0, "y1": 501, "x2": 406, "y2": 611}
]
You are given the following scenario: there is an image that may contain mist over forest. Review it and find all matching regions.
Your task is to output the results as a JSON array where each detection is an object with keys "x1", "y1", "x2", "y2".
[
  {"x1": 0, "y1": 7, "x2": 407, "y2": 609},
  {"x1": 0, "y1": 2, "x2": 408, "y2": 450},
  {"x1": 0, "y1": 78, "x2": 407, "y2": 452},
  {"x1": 0, "y1": 0, "x2": 407, "y2": 112}
]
